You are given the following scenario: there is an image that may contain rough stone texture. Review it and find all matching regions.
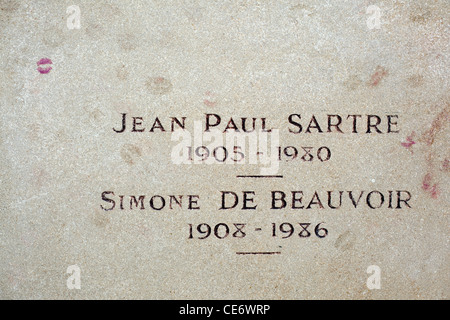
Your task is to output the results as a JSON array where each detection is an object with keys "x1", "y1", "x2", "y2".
[{"x1": 0, "y1": 0, "x2": 448, "y2": 299}]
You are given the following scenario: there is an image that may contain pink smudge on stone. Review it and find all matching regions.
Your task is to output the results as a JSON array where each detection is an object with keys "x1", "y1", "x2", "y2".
[
  {"x1": 429, "y1": 184, "x2": 439, "y2": 199},
  {"x1": 422, "y1": 173, "x2": 439, "y2": 199},
  {"x1": 203, "y1": 91, "x2": 217, "y2": 107},
  {"x1": 422, "y1": 173, "x2": 432, "y2": 190},
  {"x1": 443, "y1": 159, "x2": 449, "y2": 170},
  {"x1": 401, "y1": 132, "x2": 416, "y2": 152},
  {"x1": 368, "y1": 66, "x2": 388, "y2": 86},
  {"x1": 203, "y1": 99, "x2": 216, "y2": 107},
  {"x1": 37, "y1": 58, "x2": 52, "y2": 74}
]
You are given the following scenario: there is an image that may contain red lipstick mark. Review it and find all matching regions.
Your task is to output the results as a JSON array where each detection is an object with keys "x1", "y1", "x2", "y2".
[
  {"x1": 422, "y1": 173, "x2": 439, "y2": 199},
  {"x1": 411, "y1": 106, "x2": 449, "y2": 200},
  {"x1": 37, "y1": 58, "x2": 52, "y2": 74},
  {"x1": 368, "y1": 65, "x2": 388, "y2": 86},
  {"x1": 442, "y1": 159, "x2": 449, "y2": 171},
  {"x1": 420, "y1": 107, "x2": 449, "y2": 146},
  {"x1": 401, "y1": 132, "x2": 416, "y2": 153},
  {"x1": 429, "y1": 184, "x2": 439, "y2": 199},
  {"x1": 422, "y1": 173, "x2": 432, "y2": 190}
]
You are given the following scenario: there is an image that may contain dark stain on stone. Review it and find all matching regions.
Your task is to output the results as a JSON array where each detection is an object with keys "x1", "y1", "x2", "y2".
[{"x1": 120, "y1": 144, "x2": 142, "y2": 165}]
